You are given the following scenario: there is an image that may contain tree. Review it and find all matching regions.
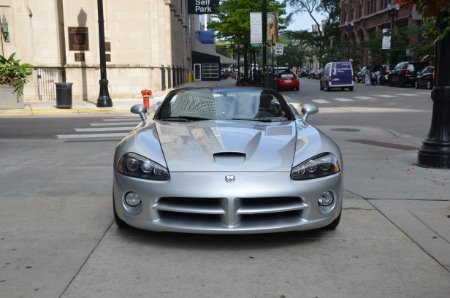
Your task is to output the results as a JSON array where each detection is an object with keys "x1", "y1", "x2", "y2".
[
  {"x1": 284, "y1": 0, "x2": 341, "y2": 67},
  {"x1": 209, "y1": 0, "x2": 286, "y2": 79}
]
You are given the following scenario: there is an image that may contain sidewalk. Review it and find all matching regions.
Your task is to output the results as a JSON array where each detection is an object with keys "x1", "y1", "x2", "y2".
[{"x1": 0, "y1": 78, "x2": 238, "y2": 116}]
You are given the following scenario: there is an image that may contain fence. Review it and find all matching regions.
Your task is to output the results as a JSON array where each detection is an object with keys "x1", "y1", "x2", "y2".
[{"x1": 36, "y1": 67, "x2": 64, "y2": 101}]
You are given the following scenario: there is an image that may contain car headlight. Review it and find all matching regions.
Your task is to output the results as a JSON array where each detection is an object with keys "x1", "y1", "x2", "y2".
[
  {"x1": 117, "y1": 153, "x2": 169, "y2": 181},
  {"x1": 291, "y1": 153, "x2": 341, "y2": 180}
]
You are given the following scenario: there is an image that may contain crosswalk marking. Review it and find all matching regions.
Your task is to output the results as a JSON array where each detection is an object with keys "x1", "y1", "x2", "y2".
[
  {"x1": 103, "y1": 117, "x2": 139, "y2": 122},
  {"x1": 57, "y1": 117, "x2": 138, "y2": 140},
  {"x1": 90, "y1": 122, "x2": 137, "y2": 126},
  {"x1": 334, "y1": 98, "x2": 354, "y2": 102},
  {"x1": 75, "y1": 126, "x2": 135, "y2": 132},
  {"x1": 375, "y1": 95, "x2": 396, "y2": 98},
  {"x1": 353, "y1": 96, "x2": 375, "y2": 100},
  {"x1": 311, "y1": 99, "x2": 330, "y2": 104},
  {"x1": 57, "y1": 133, "x2": 128, "y2": 140},
  {"x1": 395, "y1": 93, "x2": 415, "y2": 97}
]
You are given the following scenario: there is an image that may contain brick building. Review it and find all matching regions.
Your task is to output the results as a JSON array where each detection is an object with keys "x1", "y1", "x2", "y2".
[{"x1": 339, "y1": 0, "x2": 424, "y2": 69}]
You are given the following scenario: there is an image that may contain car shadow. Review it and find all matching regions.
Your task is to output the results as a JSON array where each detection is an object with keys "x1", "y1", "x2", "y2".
[{"x1": 113, "y1": 226, "x2": 335, "y2": 250}]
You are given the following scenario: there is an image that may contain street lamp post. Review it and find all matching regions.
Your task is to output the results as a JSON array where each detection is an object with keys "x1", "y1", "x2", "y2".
[
  {"x1": 96, "y1": 0, "x2": 112, "y2": 107},
  {"x1": 417, "y1": 11, "x2": 450, "y2": 168},
  {"x1": 387, "y1": 2, "x2": 399, "y2": 66},
  {"x1": 262, "y1": 0, "x2": 267, "y2": 72}
]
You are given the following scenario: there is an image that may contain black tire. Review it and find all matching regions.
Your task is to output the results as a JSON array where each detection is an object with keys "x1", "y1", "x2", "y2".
[
  {"x1": 320, "y1": 82, "x2": 324, "y2": 91},
  {"x1": 113, "y1": 197, "x2": 132, "y2": 229},
  {"x1": 349, "y1": 86, "x2": 354, "y2": 91},
  {"x1": 323, "y1": 211, "x2": 341, "y2": 230}
]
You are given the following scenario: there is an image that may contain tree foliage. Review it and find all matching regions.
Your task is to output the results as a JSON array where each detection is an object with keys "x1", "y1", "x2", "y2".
[
  {"x1": 209, "y1": 0, "x2": 286, "y2": 77},
  {"x1": 284, "y1": 0, "x2": 340, "y2": 67}
]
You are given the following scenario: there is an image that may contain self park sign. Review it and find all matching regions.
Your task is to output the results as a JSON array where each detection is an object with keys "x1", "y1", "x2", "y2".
[{"x1": 188, "y1": 0, "x2": 219, "y2": 14}]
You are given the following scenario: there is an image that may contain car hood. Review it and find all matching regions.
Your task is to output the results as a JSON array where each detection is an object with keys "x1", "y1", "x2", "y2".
[{"x1": 155, "y1": 120, "x2": 301, "y2": 172}]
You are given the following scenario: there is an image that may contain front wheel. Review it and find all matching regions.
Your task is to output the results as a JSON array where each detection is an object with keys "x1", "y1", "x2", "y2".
[
  {"x1": 349, "y1": 86, "x2": 354, "y2": 91},
  {"x1": 113, "y1": 197, "x2": 132, "y2": 229},
  {"x1": 323, "y1": 211, "x2": 341, "y2": 230}
]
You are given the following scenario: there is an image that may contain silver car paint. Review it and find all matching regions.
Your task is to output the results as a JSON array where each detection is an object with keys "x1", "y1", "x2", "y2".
[{"x1": 113, "y1": 88, "x2": 343, "y2": 233}]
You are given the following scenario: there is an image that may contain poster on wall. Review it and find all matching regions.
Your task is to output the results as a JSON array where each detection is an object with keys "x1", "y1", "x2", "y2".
[{"x1": 188, "y1": 0, "x2": 219, "y2": 14}]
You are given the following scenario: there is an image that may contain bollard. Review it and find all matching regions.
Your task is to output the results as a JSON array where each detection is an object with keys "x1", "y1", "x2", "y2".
[{"x1": 140, "y1": 89, "x2": 152, "y2": 109}]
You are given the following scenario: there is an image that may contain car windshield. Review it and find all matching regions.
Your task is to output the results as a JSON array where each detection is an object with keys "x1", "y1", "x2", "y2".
[{"x1": 156, "y1": 89, "x2": 293, "y2": 122}]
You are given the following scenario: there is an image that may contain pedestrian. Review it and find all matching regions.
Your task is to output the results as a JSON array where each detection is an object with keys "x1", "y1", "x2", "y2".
[{"x1": 364, "y1": 67, "x2": 370, "y2": 86}]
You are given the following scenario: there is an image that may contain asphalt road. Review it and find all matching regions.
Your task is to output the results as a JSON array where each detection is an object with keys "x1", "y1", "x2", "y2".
[{"x1": 1, "y1": 81, "x2": 449, "y2": 298}]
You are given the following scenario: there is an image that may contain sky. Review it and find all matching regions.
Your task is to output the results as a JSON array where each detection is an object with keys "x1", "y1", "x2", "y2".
[{"x1": 285, "y1": 8, "x2": 325, "y2": 32}]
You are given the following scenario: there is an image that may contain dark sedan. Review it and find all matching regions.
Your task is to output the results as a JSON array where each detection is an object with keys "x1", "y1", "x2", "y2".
[{"x1": 415, "y1": 66, "x2": 435, "y2": 89}]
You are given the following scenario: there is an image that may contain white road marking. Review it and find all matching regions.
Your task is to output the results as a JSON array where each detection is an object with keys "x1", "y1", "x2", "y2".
[
  {"x1": 311, "y1": 99, "x2": 330, "y2": 104},
  {"x1": 102, "y1": 118, "x2": 140, "y2": 122},
  {"x1": 75, "y1": 127, "x2": 135, "y2": 132},
  {"x1": 57, "y1": 133, "x2": 128, "y2": 140},
  {"x1": 353, "y1": 96, "x2": 376, "y2": 100},
  {"x1": 90, "y1": 122, "x2": 138, "y2": 127},
  {"x1": 333, "y1": 98, "x2": 354, "y2": 102},
  {"x1": 375, "y1": 95, "x2": 396, "y2": 98},
  {"x1": 395, "y1": 93, "x2": 416, "y2": 97}
]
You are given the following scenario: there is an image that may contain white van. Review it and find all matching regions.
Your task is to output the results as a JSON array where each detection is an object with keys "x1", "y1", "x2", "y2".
[{"x1": 320, "y1": 61, "x2": 354, "y2": 91}]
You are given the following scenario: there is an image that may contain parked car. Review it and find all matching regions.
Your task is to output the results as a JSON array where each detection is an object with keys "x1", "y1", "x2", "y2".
[
  {"x1": 387, "y1": 61, "x2": 428, "y2": 87},
  {"x1": 415, "y1": 66, "x2": 435, "y2": 89},
  {"x1": 308, "y1": 68, "x2": 323, "y2": 79},
  {"x1": 299, "y1": 68, "x2": 310, "y2": 78},
  {"x1": 320, "y1": 61, "x2": 354, "y2": 91},
  {"x1": 113, "y1": 87, "x2": 343, "y2": 233},
  {"x1": 276, "y1": 71, "x2": 300, "y2": 91}
]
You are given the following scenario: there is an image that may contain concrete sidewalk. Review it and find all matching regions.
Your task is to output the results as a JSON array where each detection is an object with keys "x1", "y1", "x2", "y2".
[
  {"x1": 1, "y1": 77, "x2": 450, "y2": 297},
  {"x1": 0, "y1": 79, "x2": 238, "y2": 116}
]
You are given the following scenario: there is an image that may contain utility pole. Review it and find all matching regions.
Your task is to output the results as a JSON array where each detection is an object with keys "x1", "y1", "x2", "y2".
[{"x1": 96, "y1": 0, "x2": 112, "y2": 107}]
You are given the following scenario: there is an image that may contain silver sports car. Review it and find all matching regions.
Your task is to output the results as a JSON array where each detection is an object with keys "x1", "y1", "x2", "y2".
[{"x1": 113, "y1": 87, "x2": 343, "y2": 234}]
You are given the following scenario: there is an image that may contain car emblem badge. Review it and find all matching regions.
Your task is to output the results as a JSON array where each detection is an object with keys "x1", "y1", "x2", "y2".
[{"x1": 225, "y1": 175, "x2": 235, "y2": 183}]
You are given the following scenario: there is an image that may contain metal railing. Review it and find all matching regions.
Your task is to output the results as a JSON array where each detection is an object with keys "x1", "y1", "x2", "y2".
[{"x1": 35, "y1": 67, "x2": 64, "y2": 101}]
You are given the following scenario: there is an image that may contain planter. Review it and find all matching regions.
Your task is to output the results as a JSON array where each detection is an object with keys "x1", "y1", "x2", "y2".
[{"x1": 0, "y1": 85, "x2": 24, "y2": 109}]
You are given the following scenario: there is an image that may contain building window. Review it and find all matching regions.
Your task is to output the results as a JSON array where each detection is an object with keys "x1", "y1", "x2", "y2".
[{"x1": 202, "y1": 63, "x2": 219, "y2": 79}]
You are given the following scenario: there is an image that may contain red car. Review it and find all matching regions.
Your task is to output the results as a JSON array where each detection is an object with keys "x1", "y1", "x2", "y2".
[{"x1": 276, "y1": 71, "x2": 300, "y2": 91}]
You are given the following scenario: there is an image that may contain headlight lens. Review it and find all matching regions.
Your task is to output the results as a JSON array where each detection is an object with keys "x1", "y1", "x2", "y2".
[
  {"x1": 117, "y1": 153, "x2": 169, "y2": 180},
  {"x1": 291, "y1": 153, "x2": 341, "y2": 180}
]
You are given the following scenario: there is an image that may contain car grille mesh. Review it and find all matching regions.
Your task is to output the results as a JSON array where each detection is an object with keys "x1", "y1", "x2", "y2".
[{"x1": 156, "y1": 196, "x2": 307, "y2": 229}]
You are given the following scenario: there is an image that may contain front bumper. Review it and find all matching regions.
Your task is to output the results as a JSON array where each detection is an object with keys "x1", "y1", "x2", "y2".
[{"x1": 113, "y1": 171, "x2": 343, "y2": 234}]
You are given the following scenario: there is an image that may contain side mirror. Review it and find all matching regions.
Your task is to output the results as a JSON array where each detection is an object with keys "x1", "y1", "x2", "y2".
[
  {"x1": 131, "y1": 104, "x2": 147, "y2": 123},
  {"x1": 301, "y1": 104, "x2": 319, "y2": 122}
]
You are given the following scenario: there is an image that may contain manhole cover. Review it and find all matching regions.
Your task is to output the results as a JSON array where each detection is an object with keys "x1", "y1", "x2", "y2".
[{"x1": 331, "y1": 128, "x2": 360, "y2": 132}]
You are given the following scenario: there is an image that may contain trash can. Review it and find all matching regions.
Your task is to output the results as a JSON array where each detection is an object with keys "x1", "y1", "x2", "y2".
[{"x1": 55, "y1": 82, "x2": 73, "y2": 109}]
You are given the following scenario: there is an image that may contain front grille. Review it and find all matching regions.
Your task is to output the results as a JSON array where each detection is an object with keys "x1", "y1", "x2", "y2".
[{"x1": 155, "y1": 196, "x2": 307, "y2": 229}]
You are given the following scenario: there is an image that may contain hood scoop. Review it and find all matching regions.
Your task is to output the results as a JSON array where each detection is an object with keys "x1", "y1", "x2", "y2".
[{"x1": 213, "y1": 152, "x2": 246, "y2": 166}]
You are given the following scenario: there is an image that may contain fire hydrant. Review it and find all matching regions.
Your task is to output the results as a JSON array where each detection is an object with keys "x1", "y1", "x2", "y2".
[{"x1": 140, "y1": 89, "x2": 152, "y2": 109}]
